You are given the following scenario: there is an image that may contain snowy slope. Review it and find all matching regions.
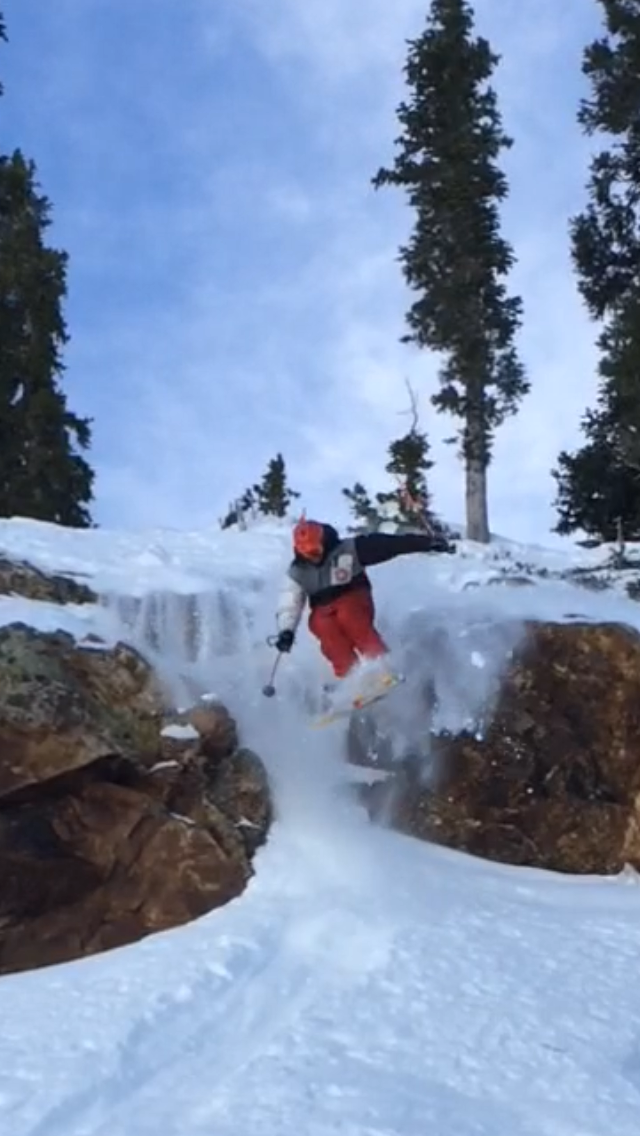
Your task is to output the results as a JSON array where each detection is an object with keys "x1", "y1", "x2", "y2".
[{"x1": 0, "y1": 517, "x2": 640, "y2": 1136}]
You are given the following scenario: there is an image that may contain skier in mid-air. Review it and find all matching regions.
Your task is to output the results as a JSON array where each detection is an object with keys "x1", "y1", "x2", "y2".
[{"x1": 273, "y1": 517, "x2": 454, "y2": 681}]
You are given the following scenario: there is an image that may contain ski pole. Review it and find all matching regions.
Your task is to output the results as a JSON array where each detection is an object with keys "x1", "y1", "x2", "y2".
[
  {"x1": 263, "y1": 636, "x2": 283, "y2": 697},
  {"x1": 262, "y1": 652, "x2": 282, "y2": 697}
]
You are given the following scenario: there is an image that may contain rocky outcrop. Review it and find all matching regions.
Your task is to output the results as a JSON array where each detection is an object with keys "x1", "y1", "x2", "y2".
[
  {"x1": 0, "y1": 624, "x2": 164, "y2": 797},
  {"x1": 360, "y1": 621, "x2": 640, "y2": 876},
  {"x1": 0, "y1": 624, "x2": 272, "y2": 975},
  {"x1": 0, "y1": 556, "x2": 96, "y2": 605}
]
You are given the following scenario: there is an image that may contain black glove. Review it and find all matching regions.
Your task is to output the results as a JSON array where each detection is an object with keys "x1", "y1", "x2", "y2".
[
  {"x1": 429, "y1": 533, "x2": 456, "y2": 554},
  {"x1": 275, "y1": 629, "x2": 295, "y2": 653}
]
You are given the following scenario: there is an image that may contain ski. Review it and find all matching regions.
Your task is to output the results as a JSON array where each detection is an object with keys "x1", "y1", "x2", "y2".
[{"x1": 310, "y1": 671, "x2": 404, "y2": 728}]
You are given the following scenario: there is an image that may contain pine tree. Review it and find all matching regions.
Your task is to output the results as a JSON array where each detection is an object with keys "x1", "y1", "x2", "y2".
[
  {"x1": 343, "y1": 384, "x2": 441, "y2": 531},
  {"x1": 341, "y1": 482, "x2": 383, "y2": 531},
  {"x1": 375, "y1": 381, "x2": 436, "y2": 529},
  {"x1": 0, "y1": 151, "x2": 94, "y2": 526},
  {"x1": 0, "y1": 15, "x2": 94, "y2": 527},
  {"x1": 553, "y1": 0, "x2": 640, "y2": 540},
  {"x1": 372, "y1": 0, "x2": 527, "y2": 542},
  {"x1": 252, "y1": 453, "x2": 300, "y2": 518},
  {"x1": 344, "y1": 382, "x2": 434, "y2": 530}
]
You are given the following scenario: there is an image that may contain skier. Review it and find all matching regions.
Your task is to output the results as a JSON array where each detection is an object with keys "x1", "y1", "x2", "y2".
[{"x1": 273, "y1": 517, "x2": 454, "y2": 680}]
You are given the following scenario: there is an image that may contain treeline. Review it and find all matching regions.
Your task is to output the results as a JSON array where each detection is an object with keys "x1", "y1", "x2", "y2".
[
  {"x1": 228, "y1": 0, "x2": 640, "y2": 545},
  {"x1": 222, "y1": 382, "x2": 448, "y2": 537}
]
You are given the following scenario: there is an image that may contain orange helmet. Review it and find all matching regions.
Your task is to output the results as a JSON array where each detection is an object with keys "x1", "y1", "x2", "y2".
[{"x1": 293, "y1": 518, "x2": 325, "y2": 560}]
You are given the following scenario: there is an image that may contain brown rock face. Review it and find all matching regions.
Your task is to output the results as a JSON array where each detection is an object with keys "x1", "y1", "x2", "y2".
[
  {"x1": 209, "y1": 747, "x2": 273, "y2": 856},
  {"x1": 0, "y1": 623, "x2": 272, "y2": 975},
  {"x1": 0, "y1": 557, "x2": 96, "y2": 605},
  {"x1": 361, "y1": 621, "x2": 640, "y2": 875},
  {"x1": 185, "y1": 700, "x2": 238, "y2": 760},
  {"x1": 0, "y1": 624, "x2": 165, "y2": 797},
  {"x1": 0, "y1": 775, "x2": 249, "y2": 972}
]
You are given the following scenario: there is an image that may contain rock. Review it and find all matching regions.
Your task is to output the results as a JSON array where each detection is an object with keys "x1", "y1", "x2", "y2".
[
  {"x1": 158, "y1": 728, "x2": 201, "y2": 767},
  {"x1": 0, "y1": 556, "x2": 96, "y2": 605},
  {"x1": 206, "y1": 747, "x2": 273, "y2": 855},
  {"x1": 0, "y1": 625, "x2": 273, "y2": 974},
  {"x1": 360, "y1": 621, "x2": 640, "y2": 875},
  {"x1": 155, "y1": 697, "x2": 241, "y2": 780},
  {"x1": 0, "y1": 624, "x2": 165, "y2": 798},
  {"x1": 184, "y1": 700, "x2": 238, "y2": 760},
  {"x1": 145, "y1": 739, "x2": 272, "y2": 858},
  {"x1": 0, "y1": 776, "x2": 249, "y2": 973},
  {"x1": 146, "y1": 756, "x2": 246, "y2": 858}
]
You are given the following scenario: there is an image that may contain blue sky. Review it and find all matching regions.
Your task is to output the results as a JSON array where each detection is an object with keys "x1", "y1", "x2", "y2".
[{"x1": 2, "y1": 0, "x2": 604, "y2": 541}]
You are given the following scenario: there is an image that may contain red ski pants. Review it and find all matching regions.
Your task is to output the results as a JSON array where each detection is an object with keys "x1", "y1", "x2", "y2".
[{"x1": 308, "y1": 587, "x2": 388, "y2": 677}]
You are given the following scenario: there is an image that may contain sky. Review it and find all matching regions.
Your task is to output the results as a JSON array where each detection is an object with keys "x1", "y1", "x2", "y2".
[{"x1": 1, "y1": 0, "x2": 605, "y2": 542}]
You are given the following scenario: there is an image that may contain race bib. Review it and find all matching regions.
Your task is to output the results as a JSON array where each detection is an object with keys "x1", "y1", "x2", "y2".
[{"x1": 330, "y1": 553, "x2": 355, "y2": 586}]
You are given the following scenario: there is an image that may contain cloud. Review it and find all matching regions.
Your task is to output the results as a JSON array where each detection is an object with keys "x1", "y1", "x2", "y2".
[{"x1": 2, "y1": 0, "x2": 606, "y2": 541}]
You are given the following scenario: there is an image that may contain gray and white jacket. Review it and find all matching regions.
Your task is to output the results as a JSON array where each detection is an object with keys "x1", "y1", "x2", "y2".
[{"x1": 276, "y1": 527, "x2": 450, "y2": 632}]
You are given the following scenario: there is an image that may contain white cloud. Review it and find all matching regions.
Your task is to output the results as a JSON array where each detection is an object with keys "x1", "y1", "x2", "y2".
[{"x1": 228, "y1": 0, "x2": 426, "y2": 83}]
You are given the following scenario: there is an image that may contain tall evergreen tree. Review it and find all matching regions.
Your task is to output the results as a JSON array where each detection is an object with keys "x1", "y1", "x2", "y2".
[
  {"x1": 372, "y1": 0, "x2": 527, "y2": 542},
  {"x1": 1, "y1": 21, "x2": 93, "y2": 526},
  {"x1": 253, "y1": 453, "x2": 300, "y2": 518},
  {"x1": 0, "y1": 150, "x2": 94, "y2": 525},
  {"x1": 553, "y1": 0, "x2": 640, "y2": 540}
]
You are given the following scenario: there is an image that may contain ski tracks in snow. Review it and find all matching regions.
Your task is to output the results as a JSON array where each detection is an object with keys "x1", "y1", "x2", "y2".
[
  {"x1": 26, "y1": 815, "x2": 396, "y2": 1136},
  {"x1": 29, "y1": 926, "x2": 315, "y2": 1136},
  {"x1": 9, "y1": 796, "x2": 640, "y2": 1136}
]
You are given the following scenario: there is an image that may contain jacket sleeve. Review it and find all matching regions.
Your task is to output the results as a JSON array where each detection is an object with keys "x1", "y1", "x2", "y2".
[
  {"x1": 354, "y1": 531, "x2": 449, "y2": 569},
  {"x1": 276, "y1": 572, "x2": 306, "y2": 632}
]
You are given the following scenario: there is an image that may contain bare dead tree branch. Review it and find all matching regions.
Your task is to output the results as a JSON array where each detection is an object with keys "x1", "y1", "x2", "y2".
[{"x1": 397, "y1": 377, "x2": 420, "y2": 433}]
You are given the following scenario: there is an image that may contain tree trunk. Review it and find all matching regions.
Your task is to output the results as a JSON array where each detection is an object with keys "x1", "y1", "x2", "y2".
[{"x1": 465, "y1": 459, "x2": 490, "y2": 543}]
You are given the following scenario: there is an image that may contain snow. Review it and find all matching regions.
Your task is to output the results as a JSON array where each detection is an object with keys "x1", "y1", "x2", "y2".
[
  {"x1": 1, "y1": 515, "x2": 640, "y2": 1135},
  {"x1": 160, "y1": 723, "x2": 200, "y2": 741}
]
